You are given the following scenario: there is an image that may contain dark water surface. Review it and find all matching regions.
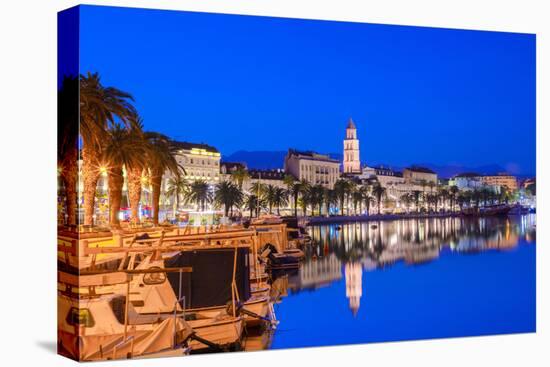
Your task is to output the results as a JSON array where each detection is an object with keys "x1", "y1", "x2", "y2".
[{"x1": 270, "y1": 214, "x2": 536, "y2": 349}]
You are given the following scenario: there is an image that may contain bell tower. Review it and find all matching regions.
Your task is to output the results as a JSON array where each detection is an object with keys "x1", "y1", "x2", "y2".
[{"x1": 343, "y1": 118, "x2": 361, "y2": 173}]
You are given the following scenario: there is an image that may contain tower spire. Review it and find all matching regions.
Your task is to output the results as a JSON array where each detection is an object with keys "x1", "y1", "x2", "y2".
[{"x1": 343, "y1": 118, "x2": 361, "y2": 174}]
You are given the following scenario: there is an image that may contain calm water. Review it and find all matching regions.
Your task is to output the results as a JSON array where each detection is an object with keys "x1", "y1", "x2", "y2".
[{"x1": 270, "y1": 214, "x2": 536, "y2": 349}]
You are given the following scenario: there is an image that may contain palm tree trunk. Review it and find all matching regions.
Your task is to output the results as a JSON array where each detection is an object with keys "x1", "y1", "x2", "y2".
[
  {"x1": 108, "y1": 166, "x2": 124, "y2": 228},
  {"x1": 61, "y1": 150, "x2": 78, "y2": 226},
  {"x1": 82, "y1": 145, "x2": 100, "y2": 226},
  {"x1": 127, "y1": 167, "x2": 142, "y2": 224},
  {"x1": 151, "y1": 168, "x2": 163, "y2": 225}
]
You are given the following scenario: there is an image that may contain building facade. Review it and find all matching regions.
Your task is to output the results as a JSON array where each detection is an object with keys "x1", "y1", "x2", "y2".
[
  {"x1": 480, "y1": 173, "x2": 518, "y2": 191},
  {"x1": 448, "y1": 173, "x2": 483, "y2": 191},
  {"x1": 243, "y1": 169, "x2": 287, "y2": 193},
  {"x1": 284, "y1": 149, "x2": 340, "y2": 188},
  {"x1": 343, "y1": 118, "x2": 361, "y2": 174},
  {"x1": 170, "y1": 141, "x2": 221, "y2": 183},
  {"x1": 403, "y1": 166, "x2": 438, "y2": 184}
]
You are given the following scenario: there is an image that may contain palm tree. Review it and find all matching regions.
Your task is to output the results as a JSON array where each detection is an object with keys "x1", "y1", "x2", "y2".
[
  {"x1": 145, "y1": 132, "x2": 181, "y2": 225},
  {"x1": 436, "y1": 186, "x2": 450, "y2": 211},
  {"x1": 372, "y1": 183, "x2": 386, "y2": 215},
  {"x1": 165, "y1": 176, "x2": 188, "y2": 219},
  {"x1": 288, "y1": 181, "x2": 304, "y2": 217},
  {"x1": 80, "y1": 72, "x2": 138, "y2": 225},
  {"x1": 244, "y1": 194, "x2": 259, "y2": 219},
  {"x1": 449, "y1": 186, "x2": 459, "y2": 212},
  {"x1": 283, "y1": 174, "x2": 296, "y2": 190},
  {"x1": 309, "y1": 185, "x2": 325, "y2": 216},
  {"x1": 400, "y1": 193, "x2": 413, "y2": 213},
  {"x1": 250, "y1": 182, "x2": 266, "y2": 198},
  {"x1": 334, "y1": 179, "x2": 350, "y2": 215},
  {"x1": 125, "y1": 115, "x2": 149, "y2": 223},
  {"x1": 273, "y1": 187, "x2": 288, "y2": 215},
  {"x1": 58, "y1": 76, "x2": 79, "y2": 225},
  {"x1": 230, "y1": 167, "x2": 249, "y2": 189},
  {"x1": 184, "y1": 180, "x2": 212, "y2": 212},
  {"x1": 215, "y1": 181, "x2": 243, "y2": 217},
  {"x1": 100, "y1": 124, "x2": 147, "y2": 228},
  {"x1": 323, "y1": 188, "x2": 336, "y2": 216},
  {"x1": 412, "y1": 190, "x2": 422, "y2": 213}
]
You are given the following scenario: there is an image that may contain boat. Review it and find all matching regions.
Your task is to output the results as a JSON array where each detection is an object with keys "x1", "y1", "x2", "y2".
[
  {"x1": 259, "y1": 243, "x2": 303, "y2": 269},
  {"x1": 186, "y1": 314, "x2": 244, "y2": 353},
  {"x1": 57, "y1": 271, "x2": 194, "y2": 361},
  {"x1": 461, "y1": 205, "x2": 512, "y2": 217},
  {"x1": 508, "y1": 204, "x2": 530, "y2": 215}
]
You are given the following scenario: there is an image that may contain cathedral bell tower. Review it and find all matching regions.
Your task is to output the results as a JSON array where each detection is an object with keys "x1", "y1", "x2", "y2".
[{"x1": 343, "y1": 118, "x2": 361, "y2": 174}]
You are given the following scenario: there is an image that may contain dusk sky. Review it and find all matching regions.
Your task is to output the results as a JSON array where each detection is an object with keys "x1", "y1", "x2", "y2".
[{"x1": 76, "y1": 5, "x2": 536, "y2": 175}]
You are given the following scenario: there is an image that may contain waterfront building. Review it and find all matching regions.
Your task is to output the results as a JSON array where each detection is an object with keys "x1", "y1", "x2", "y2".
[
  {"x1": 170, "y1": 141, "x2": 221, "y2": 183},
  {"x1": 373, "y1": 165, "x2": 405, "y2": 187},
  {"x1": 480, "y1": 173, "x2": 518, "y2": 191},
  {"x1": 284, "y1": 149, "x2": 340, "y2": 188},
  {"x1": 403, "y1": 166, "x2": 438, "y2": 184},
  {"x1": 343, "y1": 118, "x2": 361, "y2": 174},
  {"x1": 243, "y1": 168, "x2": 287, "y2": 193},
  {"x1": 449, "y1": 172, "x2": 484, "y2": 191}
]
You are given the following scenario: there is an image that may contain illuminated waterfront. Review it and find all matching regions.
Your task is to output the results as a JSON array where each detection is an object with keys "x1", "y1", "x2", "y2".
[{"x1": 271, "y1": 214, "x2": 536, "y2": 349}]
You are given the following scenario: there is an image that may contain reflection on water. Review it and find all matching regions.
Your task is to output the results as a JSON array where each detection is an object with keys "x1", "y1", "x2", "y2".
[{"x1": 285, "y1": 214, "x2": 536, "y2": 315}]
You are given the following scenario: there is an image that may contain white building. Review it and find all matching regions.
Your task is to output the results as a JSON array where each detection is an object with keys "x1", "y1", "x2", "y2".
[
  {"x1": 284, "y1": 149, "x2": 340, "y2": 189},
  {"x1": 403, "y1": 166, "x2": 438, "y2": 184},
  {"x1": 170, "y1": 141, "x2": 221, "y2": 184}
]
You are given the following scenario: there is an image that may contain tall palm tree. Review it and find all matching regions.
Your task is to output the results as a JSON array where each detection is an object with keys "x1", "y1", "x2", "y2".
[
  {"x1": 80, "y1": 72, "x2": 137, "y2": 225},
  {"x1": 283, "y1": 174, "x2": 296, "y2": 190},
  {"x1": 230, "y1": 167, "x2": 250, "y2": 189},
  {"x1": 57, "y1": 76, "x2": 79, "y2": 225},
  {"x1": 412, "y1": 190, "x2": 422, "y2": 213},
  {"x1": 145, "y1": 132, "x2": 181, "y2": 225},
  {"x1": 309, "y1": 185, "x2": 325, "y2": 216},
  {"x1": 449, "y1": 185, "x2": 459, "y2": 212},
  {"x1": 323, "y1": 188, "x2": 336, "y2": 216},
  {"x1": 334, "y1": 179, "x2": 350, "y2": 215},
  {"x1": 244, "y1": 194, "x2": 259, "y2": 219},
  {"x1": 184, "y1": 180, "x2": 212, "y2": 212},
  {"x1": 100, "y1": 124, "x2": 147, "y2": 228},
  {"x1": 215, "y1": 181, "x2": 243, "y2": 217},
  {"x1": 125, "y1": 115, "x2": 149, "y2": 223},
  {"x1": 165, "y1": 176, "x2": 188, "y2": 219},
  {"x1": 272, "y1": 187, "x2": 288, "y2": 216},
  {"x1": 264, "y1": 184, "x2": 278, "y2": 214},
  {"x1": 400, "y1": 193, "x2": 413, "y2": 213},
  {"x1": 372, "y1": 183, "x2": 387, "y2": 215},
  {"x1": 288, "y1": 181, "x2": 304, "y2": 217}
]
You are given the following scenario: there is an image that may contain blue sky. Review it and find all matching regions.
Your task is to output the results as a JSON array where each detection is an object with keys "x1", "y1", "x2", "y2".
[{"x1": 74, "y1": 5, "x2": 535, "y2": 175}]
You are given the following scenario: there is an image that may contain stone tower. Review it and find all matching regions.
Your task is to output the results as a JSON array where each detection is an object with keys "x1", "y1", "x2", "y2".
[{"x1": 343, "y1": 118, "x2": 361, "y2": 174}]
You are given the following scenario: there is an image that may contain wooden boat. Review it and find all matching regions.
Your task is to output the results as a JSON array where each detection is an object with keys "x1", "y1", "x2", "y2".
[
  {"x1": 186, "y1": 315, "x2": 244, "y2": 352},
  {"x1": 185, "y1": 296, "x2": 272, "y2": 328}
]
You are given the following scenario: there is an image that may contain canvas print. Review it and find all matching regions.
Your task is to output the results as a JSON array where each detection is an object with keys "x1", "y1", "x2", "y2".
[{"x1": 57, "y1": 5, "x2": 536, "y2": 361}]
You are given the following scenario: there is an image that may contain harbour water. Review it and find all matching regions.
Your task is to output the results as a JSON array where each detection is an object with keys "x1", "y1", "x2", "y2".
[{"x1": 270, "y1": 214, "x2": 536, "y2": 349}]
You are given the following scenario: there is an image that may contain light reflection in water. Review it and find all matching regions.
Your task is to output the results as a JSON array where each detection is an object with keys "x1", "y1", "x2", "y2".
[{"x1": 281, "y1": 214, "x2": 536, "y2": 315}]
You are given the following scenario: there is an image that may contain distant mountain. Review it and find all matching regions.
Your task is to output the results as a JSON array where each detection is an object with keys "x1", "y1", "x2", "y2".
[{"x1": 224, "y1": 150, "x2": 519, "y2": 178}]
